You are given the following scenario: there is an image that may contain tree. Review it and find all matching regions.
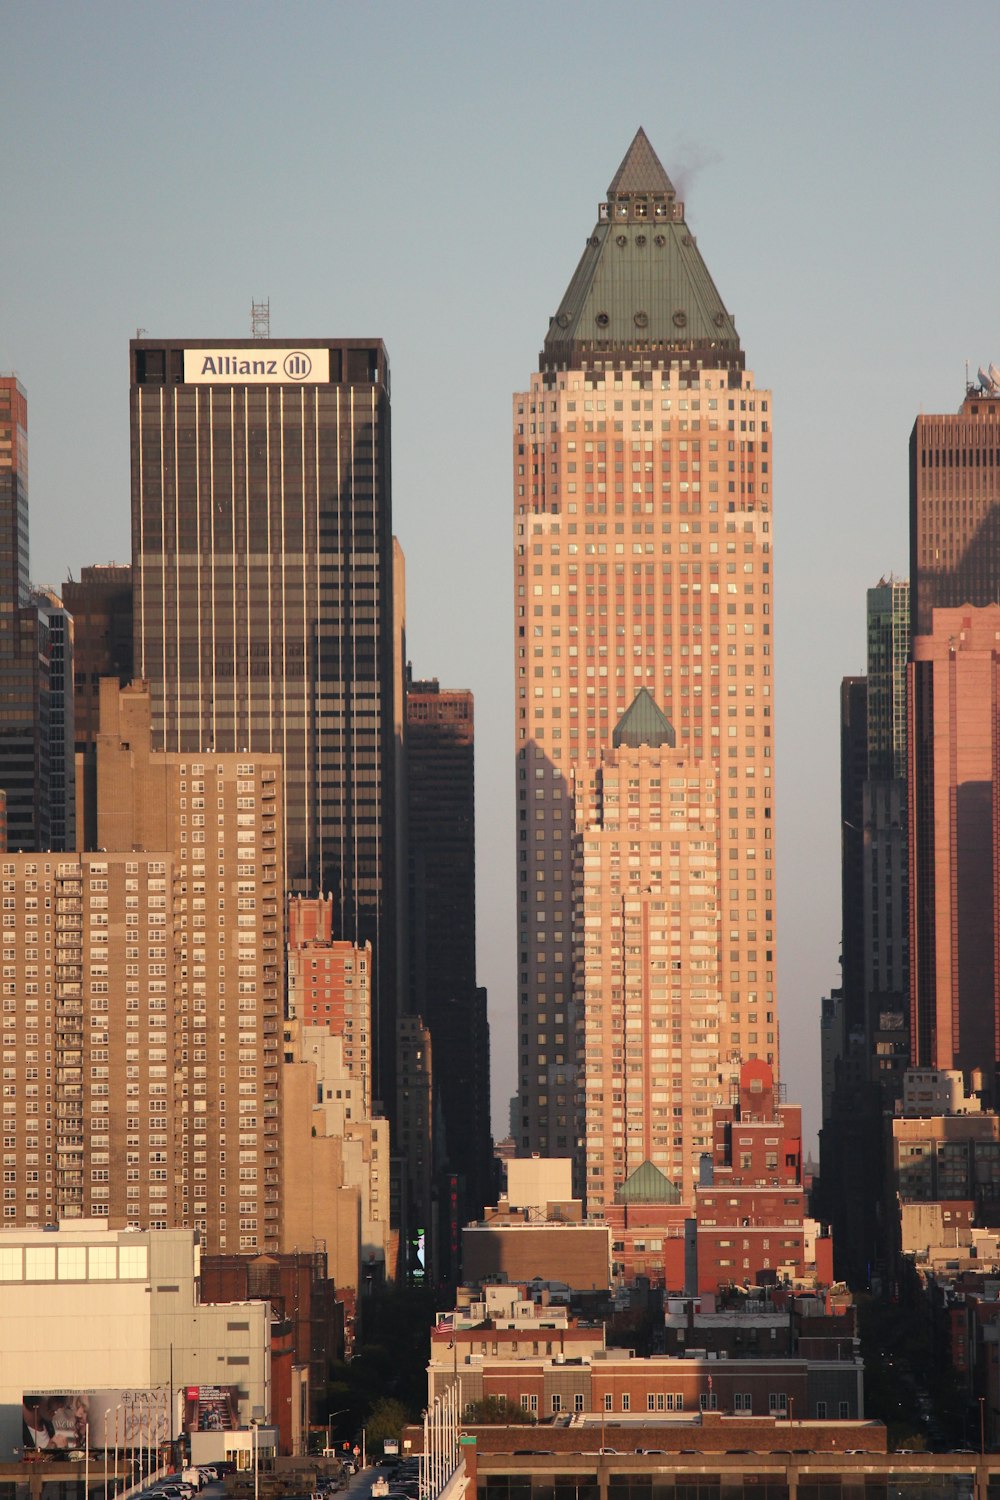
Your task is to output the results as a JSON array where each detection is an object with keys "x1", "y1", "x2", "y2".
[
  {"x1": 366, "y1": 1397, "x2": 410, "y2": 1447},
  {"x1": 463, "y1": 1397, "x2": 536, "y2": 1426}
]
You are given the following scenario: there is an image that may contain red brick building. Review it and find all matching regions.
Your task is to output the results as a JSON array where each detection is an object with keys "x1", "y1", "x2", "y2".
[{"x1": 694, "y1": 1061, "x2": 821, "y2": 1292}]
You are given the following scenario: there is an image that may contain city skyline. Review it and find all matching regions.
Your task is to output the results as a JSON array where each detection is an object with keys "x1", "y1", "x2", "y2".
[{"x1": 4, "y1": 3, "x2": 1000, "y2": 1142}]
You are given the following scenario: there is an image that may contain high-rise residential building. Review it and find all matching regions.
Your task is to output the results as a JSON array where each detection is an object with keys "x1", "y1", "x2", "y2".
[
  {"x1": 573, "y1": 691, "x2": 719, "y2": 1206},
  {"x1": 406, "y1": 673, "x2": 492, "y2": 1238},
  {"x1": 1, "y1": 679, "x2": 284, "y2": 1252},
  {"x1": 513, "y1": 130, "x2": 776, "y2": 1183},
  {"x1": 62, "y1": 562, "x2": 134, "y2": 753},
  {"x1": 0, "y1": 377, "x2": 53, "y2": 853},
  {"x1": 909, "y1": 382, "x2": 1000, "y2": 639},
  {"x1": 908, "y1": 605, "x2": 1000, "y2": 1099},
  {"x1": 129, "y1": 337, "x2": 398, "y2": 1104}
]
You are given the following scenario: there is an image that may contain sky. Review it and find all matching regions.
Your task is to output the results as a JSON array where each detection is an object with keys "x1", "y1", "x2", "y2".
[{"x1": 3, "y1": 0, "x2": 999, "y2": 1149}]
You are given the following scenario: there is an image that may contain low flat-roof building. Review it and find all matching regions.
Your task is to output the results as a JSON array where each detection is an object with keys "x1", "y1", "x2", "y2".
[{"x1": 0, "y1": 1222, "x2": 269, "y2": 1460}]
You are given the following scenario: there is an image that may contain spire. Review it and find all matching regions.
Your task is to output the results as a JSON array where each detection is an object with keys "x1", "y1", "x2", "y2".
[
  {"x1": 607, "y1": 127, "x2": 676, "y2": 198},
  {"x1": 613, "y1": 688, "x2": 676, "y2": 751},
  {"x1": 541, "y1": 128, "x2": 741, "y2": 372}
]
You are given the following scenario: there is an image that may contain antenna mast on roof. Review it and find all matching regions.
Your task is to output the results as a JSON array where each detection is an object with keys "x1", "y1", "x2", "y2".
[{"x1": 251, "y1": 299, "x2": 270, "y2": 340}]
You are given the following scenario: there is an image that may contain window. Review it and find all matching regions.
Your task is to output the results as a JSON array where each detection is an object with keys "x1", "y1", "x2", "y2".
[
  {"x1": 57, "y1": 1246, "x2": 87, "y2": 1279},
  {"x1": 621, "y1": 1393, "x2": 630, "y2": 1412},
  {"x1": 25, "y1": 1246, "x2": 56, "y2": 1281},
  {"x1": 88, "y1": 1245, "x2": 117, "y2": 1279},
  {"x1": 769, "y1": 1392, "x2": 788, "y2": 1413},
  {"x1": 815, "y1": 1401, "x2": 827, "y2": 1419},
  {"x1": 551, "y1": 1395, "x2": 561, "y2": 1413},
  {"x1": 839, "y1": 1401, "x2": 850, "y2": 1419},
  {"x1": 574, "y1": 1394, "x2": 584, "y2": 1414},
  {"x1": 734, "y1": 1393, "x2": 752, "y2": 1413},
  {"x1": 0, "y1": 1246, "x2": 21, "y2": 1280},
  {"x1": 119, "y1": 1245, "x2": 148, "y2": 1279},
  {"x1": 700, "y1": 1392, "x2": 718, "y2": 1411},
  {"x1": 604, "y1": 1394, "x2": 613, "y2": 1412}
]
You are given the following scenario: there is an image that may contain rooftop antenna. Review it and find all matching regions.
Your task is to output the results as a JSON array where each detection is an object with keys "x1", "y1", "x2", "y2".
[{"x1": 251, "y1": 299, "x2": 270, "y2": 340}]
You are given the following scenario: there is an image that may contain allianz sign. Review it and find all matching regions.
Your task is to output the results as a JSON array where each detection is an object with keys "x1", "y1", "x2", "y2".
[{"x1": 182, "y1": 348, "x2": 330, "y2": 384}]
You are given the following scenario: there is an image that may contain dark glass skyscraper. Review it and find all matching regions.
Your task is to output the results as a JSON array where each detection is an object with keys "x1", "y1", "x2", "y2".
[
  {"x1": 0, "y1": 377, "x2": 54, "y2": 852},
  {"x1": 406, "y1": 674, "x2": 492, "y2": 1253},
  {"x1": 130, "y1": 338, "x2": 398, "y2": 1098}
]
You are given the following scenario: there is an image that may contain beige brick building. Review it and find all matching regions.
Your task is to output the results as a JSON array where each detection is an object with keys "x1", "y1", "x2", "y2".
[{"x1": 1, "y1": 679, "x2": 283, "y2": 1252}]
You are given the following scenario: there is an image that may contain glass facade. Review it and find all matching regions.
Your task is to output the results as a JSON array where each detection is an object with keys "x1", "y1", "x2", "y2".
[{"x1": 130, "y1": 339, "x2": 397, "y2": 1100}]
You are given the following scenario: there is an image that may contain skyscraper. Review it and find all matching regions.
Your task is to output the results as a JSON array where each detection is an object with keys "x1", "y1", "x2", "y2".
[
  {"x1": 906, "y1": 374, "x2": 1000, "y2": 1096},
  {"x1": 129, "y1": 338, "x2": 398, "y2": 1102},
  {"x1": 513, "y1": 130, "x2": 777, "y2": 1192},
  {"x1": 0, "y1": 377, "x2": 54, "y2": 852},
  {"x1": 62, "y1": 562, "x2": 134, "y2": 753},
  {"x1": 406, "y1": 674, "x2": 492, "y2": 1237},
  {"x1": 910, "y1": 382, "x2": 1000, "y2": 638},
  {"x1": 908, "y1": 605, "x2": 1000, "y2": 1097}
]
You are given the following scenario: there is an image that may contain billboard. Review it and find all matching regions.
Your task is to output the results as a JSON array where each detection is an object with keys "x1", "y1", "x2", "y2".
[
  {"x1": 183, "y1": 1386, "x2": 239, "y2": 1433},
  {"x1": 22, "y1": 1391, "x2": 170, "y2": 1451}
]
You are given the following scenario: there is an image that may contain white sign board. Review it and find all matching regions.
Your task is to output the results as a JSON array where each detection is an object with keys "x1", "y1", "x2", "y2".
[{"x1": 183, "y1": 348, "x2": 330, "y2": 384}]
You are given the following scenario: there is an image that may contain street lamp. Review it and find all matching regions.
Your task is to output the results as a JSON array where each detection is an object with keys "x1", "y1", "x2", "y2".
[
  {"x1": 325, "y1": 1408, "x2": 351, "y2": 1457},
  {"x1": 113, "y1": 1404, "x2": 123, "y2": 1499},
  {"x1": 251, "y1": 1417, "x2": 259, "y2": 1500}
]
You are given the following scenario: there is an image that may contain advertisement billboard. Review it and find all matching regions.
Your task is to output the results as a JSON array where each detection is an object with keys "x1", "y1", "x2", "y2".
[
  {"x1": 183, "y1": 1386, "x2": 239, "y2": 1434},
  {"x1": 22, "y1": 1391, "x2": 170, "y2": 1451}
]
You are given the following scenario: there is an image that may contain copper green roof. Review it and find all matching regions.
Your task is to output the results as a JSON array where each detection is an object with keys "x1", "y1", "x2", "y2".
[
  {"x1": 542, "y1": 129, "x2": 741, "y2": 371},
  {"x1": 615, "y1": 1159, "x2": 682, "y2": 1205},
  {"x1": 613, "y1": 689, "x2": 676, "y2": 751}
]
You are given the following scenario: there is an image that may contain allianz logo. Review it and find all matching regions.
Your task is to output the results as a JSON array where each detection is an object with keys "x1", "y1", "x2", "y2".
[{"x1": 198, "y1": 351, "x2": 314, "y2": 380}]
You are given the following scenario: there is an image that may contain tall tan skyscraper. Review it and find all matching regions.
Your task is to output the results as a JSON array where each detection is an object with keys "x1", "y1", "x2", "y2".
[{"x1": 514, "y1": 130, "x2": 777, "y2": 1194}]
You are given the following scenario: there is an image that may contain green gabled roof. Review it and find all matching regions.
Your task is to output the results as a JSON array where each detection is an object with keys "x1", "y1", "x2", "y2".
[
  {"x1": 615, "y1": 1159, "x2": 682, "y2": 1205},
  {"x1": 542, "y1": 129, "x2": 741, "y2": 369},
  {"x1": 613, "y1": 689, "x2": 676, "y2": 751}
]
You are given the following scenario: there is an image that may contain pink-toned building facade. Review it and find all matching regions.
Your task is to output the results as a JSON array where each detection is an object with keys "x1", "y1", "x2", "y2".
[
  {"x1": 513, "y1": 130, "x2": 777, "y2": 1194},
  {"x1": 908, "y1": 605, "x2": 1000, "y2": 1094},
  {"x1": 574, "y1": 720, "x2": 720, "y2": 1207},
  {"x1": 286, "y1": 894, "x2": 371, "y2": 1107}
]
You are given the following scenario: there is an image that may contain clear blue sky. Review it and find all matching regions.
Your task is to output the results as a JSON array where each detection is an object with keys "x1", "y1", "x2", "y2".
[{"x1": 4, "y1": 1, "x2": 999, "y2": 1147}]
